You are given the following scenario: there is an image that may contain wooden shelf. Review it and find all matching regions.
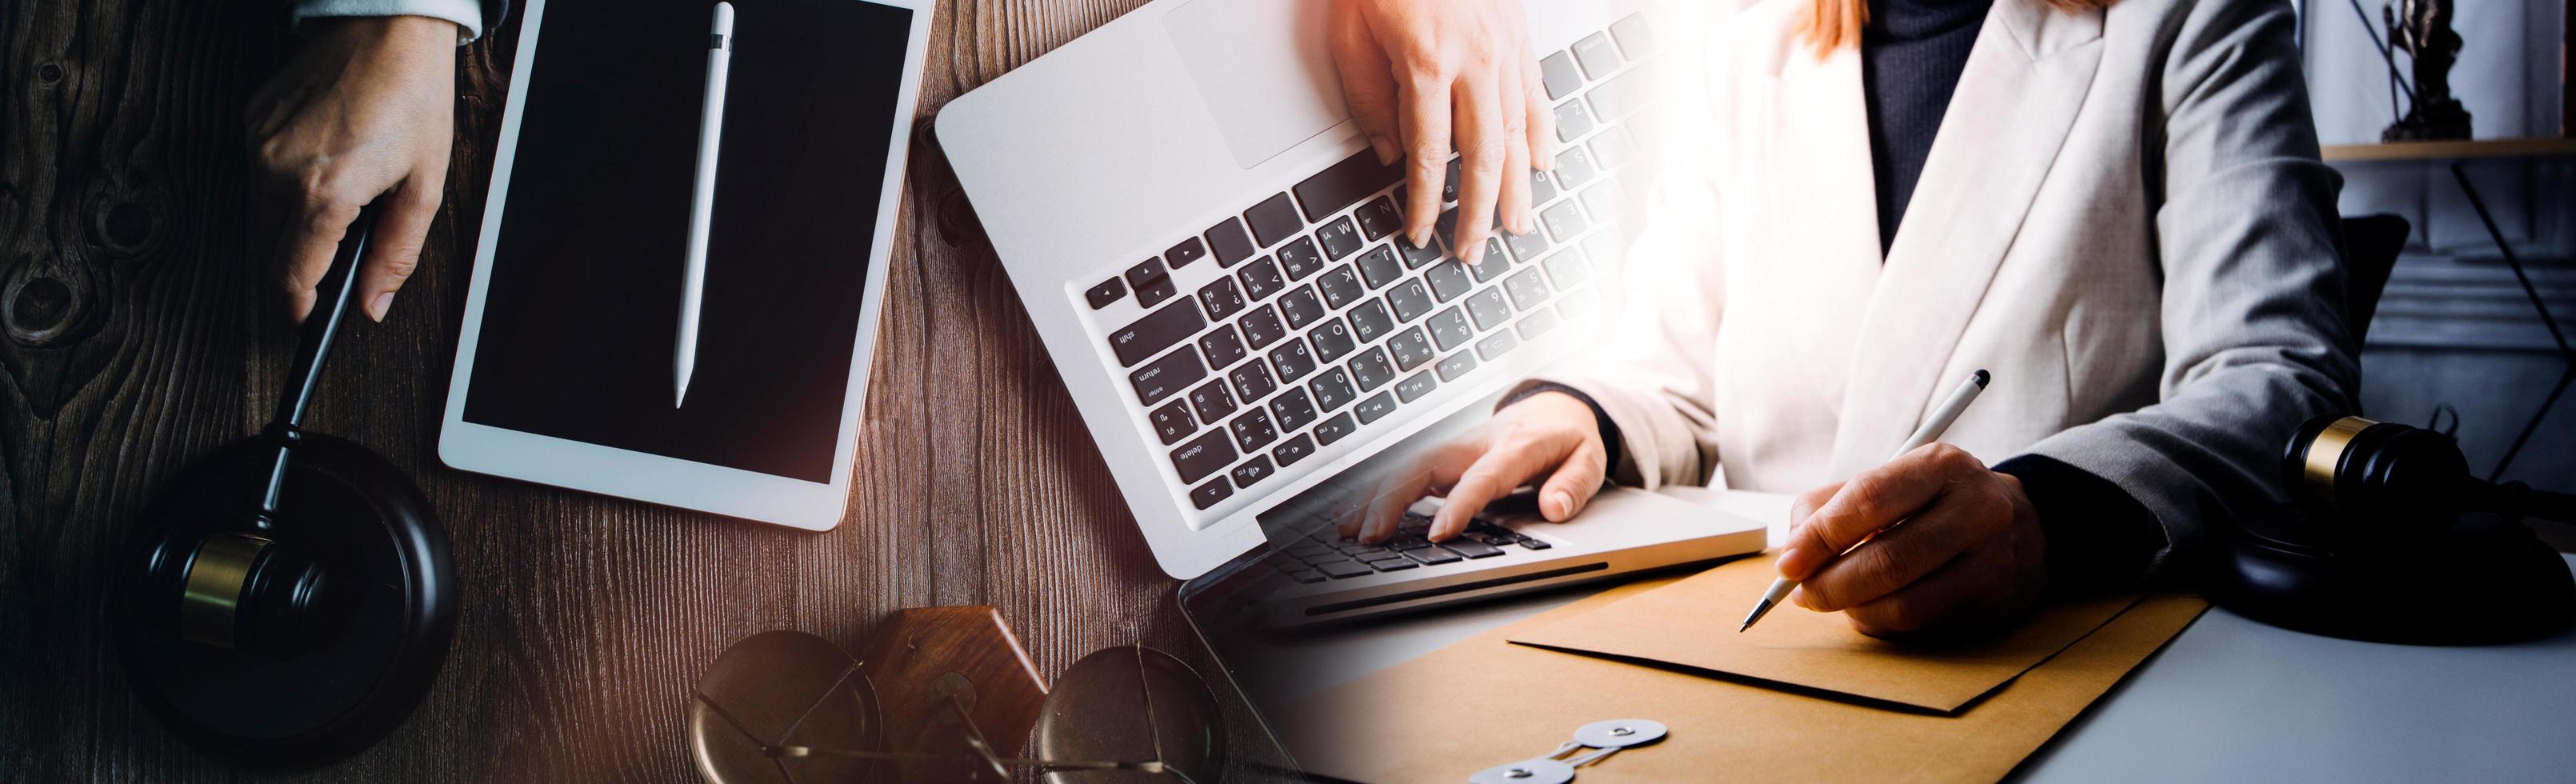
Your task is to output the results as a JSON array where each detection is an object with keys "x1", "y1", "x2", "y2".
[{"x1": 2322, "y1": 137, "x2": 2576, "y2": 162}]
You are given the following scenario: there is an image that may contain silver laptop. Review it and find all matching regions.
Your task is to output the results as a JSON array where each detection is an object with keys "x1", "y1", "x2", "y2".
[{"x1": 938, "y1": 0, "x2": 1760, "y2": 626}]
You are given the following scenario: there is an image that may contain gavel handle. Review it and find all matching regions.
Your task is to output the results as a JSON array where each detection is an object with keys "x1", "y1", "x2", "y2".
[{"x1": 257, "y1": 202, "x2": 381, "y2": 525}]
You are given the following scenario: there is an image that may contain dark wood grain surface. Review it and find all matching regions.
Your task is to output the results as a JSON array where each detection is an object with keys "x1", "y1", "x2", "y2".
[{"x1": 0, "y1": 1, "x2": 1266, "y2": 780}]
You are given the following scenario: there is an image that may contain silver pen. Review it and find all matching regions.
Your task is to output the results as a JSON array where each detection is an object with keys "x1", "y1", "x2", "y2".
[
  {"x1": 676, "y1": 2, "x2": 735, "y2": 407},
  {"x1": 1740, "y1": 369, "x2": 1990, "y2": 632}
]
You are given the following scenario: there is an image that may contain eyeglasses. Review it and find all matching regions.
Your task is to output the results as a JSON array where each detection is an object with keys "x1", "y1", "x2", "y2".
[{"x1": 688, "y1": 629, "x2": 1222, "y2": 783}]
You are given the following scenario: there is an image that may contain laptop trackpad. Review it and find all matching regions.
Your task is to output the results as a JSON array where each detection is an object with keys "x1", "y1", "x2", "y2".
[{"x1": 1163, "y1": 0, "x2": 1353, "y2": 168}]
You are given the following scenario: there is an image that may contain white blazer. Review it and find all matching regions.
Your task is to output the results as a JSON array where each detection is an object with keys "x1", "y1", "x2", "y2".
[{"x1": 1538, "y1": 0, "x2": 2358, "y2": 570}]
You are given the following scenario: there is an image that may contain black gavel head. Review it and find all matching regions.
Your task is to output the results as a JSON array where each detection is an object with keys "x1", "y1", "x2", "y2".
[
  {"x1": 2281, "y1": 415, "x2": 2476, "y2": 542},
  {"x1": 130, "y1": 525, "x2": 357, "y2": 657}
]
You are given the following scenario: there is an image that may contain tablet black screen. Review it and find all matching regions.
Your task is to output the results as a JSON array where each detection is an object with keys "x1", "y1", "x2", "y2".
[{"x1": 463, "y1": 0, "x2": 911, "y2": 482}]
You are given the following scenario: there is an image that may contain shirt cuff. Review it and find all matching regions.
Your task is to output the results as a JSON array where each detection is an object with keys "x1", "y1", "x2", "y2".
[
  {"x1": 1498, "y1": 382, "x2": 1624, "y2": 473},
  {"x1": 1992, "y1": 454, "x2": 2167, "y2": 594},
  {"x1": 290, "y1": 0, "x2": 485, "y2": 44}
]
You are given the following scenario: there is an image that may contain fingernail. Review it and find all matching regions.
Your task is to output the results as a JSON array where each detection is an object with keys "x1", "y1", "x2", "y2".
[
  {"x1": 1370, "y1": 135, "x2": 1398, "y2": 165},
  {"x1": 1547, "y1": 490, "x2": 1574, "y2": 520},
  {"x1": 1410, "y1": 227, "x2": 1433, "y2": 248},
  {"x1": 1777, "y1": 547, "x2": 1810, "y2": 578},
  {"x1": 368, "y1": 291, "x2": 395, "y2": 322}
]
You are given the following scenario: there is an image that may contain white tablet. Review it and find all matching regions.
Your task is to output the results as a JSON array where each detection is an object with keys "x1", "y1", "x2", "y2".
[{"x1": 439, "y1": 0, "x2": 934, "y2": 530}]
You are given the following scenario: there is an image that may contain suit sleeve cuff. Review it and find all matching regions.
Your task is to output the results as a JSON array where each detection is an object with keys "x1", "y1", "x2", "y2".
[
  {"x1": 290, "y1": 0, "x2": 485, "y2": 43},
  {"x1": 1993, "y1": 454, "x2": 2166, "y2": 593},
  {"x1": 1499, "y1": 382, "x2": 1623, "y2": 473}
]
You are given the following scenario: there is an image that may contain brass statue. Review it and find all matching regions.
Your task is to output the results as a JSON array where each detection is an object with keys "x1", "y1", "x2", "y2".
[{"x1": 2383, "y1": 0, "x2": 2473, "y2": 141}]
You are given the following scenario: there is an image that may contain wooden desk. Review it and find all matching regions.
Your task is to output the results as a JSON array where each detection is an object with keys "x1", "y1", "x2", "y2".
[{"x1": 0, "y1": 2, "x2": 1255, "y2": 780}]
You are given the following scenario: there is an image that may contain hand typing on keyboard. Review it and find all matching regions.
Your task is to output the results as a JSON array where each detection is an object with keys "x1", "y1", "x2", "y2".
[
  {"x1": 1339, "y1": 390, "x2": 1606, "y2": 544},
  {"x1": 1326, "y1": 0, "x2": 1554, "y2": 262}
]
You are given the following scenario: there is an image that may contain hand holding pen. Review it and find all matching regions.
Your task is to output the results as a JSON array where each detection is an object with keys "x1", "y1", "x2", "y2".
[{"x1": 1742, "y1": 371, "x2": 2052, "y2": 638}]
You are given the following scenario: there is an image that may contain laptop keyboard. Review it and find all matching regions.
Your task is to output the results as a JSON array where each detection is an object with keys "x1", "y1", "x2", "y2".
[
  {"x1": 1268, "y1": 514, "x2": 1555, "y2": 583},
  {"x1": 1091, "y1": 13, "x2": 1660, "y2": 518}
]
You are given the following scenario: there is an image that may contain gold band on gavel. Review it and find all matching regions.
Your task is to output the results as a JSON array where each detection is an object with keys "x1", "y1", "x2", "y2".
[
  {"x1": 2302, "y1": 416, "x2": 2378, "y2": 506},
  {"x1": 180, "y1": 533, "x2": 270, "y2": 649}
]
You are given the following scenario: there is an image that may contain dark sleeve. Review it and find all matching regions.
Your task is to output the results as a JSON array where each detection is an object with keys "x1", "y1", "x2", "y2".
[
  {"x1": 1499, "y1": 382, "x2": 1624, "y2": 473},
  {"x1": 1992, "y1": 454, "x2": 2168, "y2": 594}
]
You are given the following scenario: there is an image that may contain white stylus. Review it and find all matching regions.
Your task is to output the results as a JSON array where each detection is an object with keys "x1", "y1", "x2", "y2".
[
  {"x1": 1739, "y1": 369, "x2": 1990, "y2": 632},
  {"x1": 676, "y1": 2, "x2": 734, "y2": 407}
]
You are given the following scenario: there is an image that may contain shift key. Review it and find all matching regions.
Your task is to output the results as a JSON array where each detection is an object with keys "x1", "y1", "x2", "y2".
[{"x1": 1110, "y1": 300, "x2": 1206, "y2": 366}]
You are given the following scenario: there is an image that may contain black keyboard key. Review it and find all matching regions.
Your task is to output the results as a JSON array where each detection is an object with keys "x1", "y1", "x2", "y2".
[
  {"x1": 1189, "y1": 378, "x2": 1237, "y2": 422},
  {"x1": 1554, "y1": 146, "x2": 1598, "y2": 188},
  {"x1": 1520, "y1": 538, "x2": 1553, "y2": 550},
  {"x1": 1190, "y1": 478, "x2": 1234, "y2": 510},
  {"x1": 1469, "y1": 239, "x2": 1512, "y2": 282},
  {"x1": 1206, "y1": 218, "x2": 1255, "y2": 266},
  {"x1": 1442, "y1": 539, "x2": 1506, "y2": 558},
  {"x1": 1503, "y1": 267, "x2": 1552, "y2": 310},
  {"x1": 1124, "y1": 258, "x2": 1165, "y2": 288},
  {"x1": 1387, "y1": 326, "x2": 1434, "y2": 370},
  {"x1": 1240, "y1": 305, "x2": 1286, "y2": 349},
  {"x1": 1357, "y1": 197, "x2": 1402, "y2": 240},
  {"x1": 1318, "y1": 266, "x2": 1366, "y2": 309},
  {"x1": 1317, "y1": 218, "x2": 1365, "y2": 260},
  {"x1": 1530, "y1": 170, "x2": 1558, "y2": 206},
  {"x1": 1272, "y1": 432, "x2": 1317, "y2": 466},
  {"x1": 1541, "y1": 249, "x2": 1592, "y2": 289},
  {"x1": 1135, "y1": 275, "x2": 1177, "y2": 307},
  {"x1": 1129, "y1": 347, "x2": 1205, "y2": 406},
  {"x1": 1238, "y1": 258, "x2": 1286, "y2": 302},
  {"x1": 1230, "y1": 454, "x2": 1277, "y2": 488},
  {"x1": 1348, "y1": 298, "x2": 1395, "y2": 343},
  {"x1": 1278, "y1": 286, "x2": 1326, "y2": 330},
  {"x1": 1198, "y1": 278, "x2": 1246, "y2": 321},
  {"x1": 1539, "y1": 50, "x2": 1583, "y2": 100},
  {"x1": 1555, "y1": 99, "x2": 1596, "y2": 143},
  {"x1": 1426, "y1": 261, "x2": 1474, "y2": 302},
  {"x1": 1517, "y1": 309, "x2": 1560, "y2": 339},
  {"x1": 1354, "y1": 391, "x2": 1398, "y2": 424},
  {"x1": 1230, "y1": 407, "x2": 1280, "y2": 451},
  {"x1": 1610, "y1": 12, "x2": 1657, "y2": 57},
  {"x1": 1278, "y1": 238, "x2": 1325, "y2": 280},
  {"x1": 1313, "y1": 558, "x2": 1374, "y2": 579},
  {"x1": 1541, "y1": 200, "x2": 1589, "y2": 243},
  {"x1": 1150, "y1": 401, "x2": 1196, "y2": 446},
  {"x1": 1387, "y1": 279, "x2": 1435, "y2": 322},
  {"x1": 1314, "y1": 412, "x2": 1358, "y2": 445},
  {"x1": 1294, "y1": 149, "x2": 1406, "y2": 222},
  {"x1": 1355, "y1": 246, "x2": 1405, "y2": 289},
  {"x1": 1401, "y1": 546, "x2": 1462, "y2": 565},
  {"x1": 1349, "y1": 347, "x2": 1397, "y2": 390},
  {"x1": 1395, "y1": 370, "x2": 1438, "y2": 402},
  {"x1": 1427, "y1": 307, "x2": 1474, "y2": 350},
  {"x1": 1475, "y1": 330, "x2": 1518, "y2": 361},
  {"x1": 1397, "y1": 234, "x2": 1444, "y2": 269},
  {"x1": 1230, "y1": 359, "x2": 1278, "y2": 402},
  {"x1": 1246, "y1": 192, "x2": 1303, "y2": 247},
  {"x1": 1086, "y1": 278, "x2": 1126, "y2": 309},
  {"x1": 1505, "y1": 225, "x2": 1550, "y2": 262},
  {"x1": 1435, "y1": 206, "x2": 1499, "y2": 249},
  {"x1": 1270, "y1": 338, "x2": 1317, "y2": 384},
  {"x1": 1166, "y1": 237, "x2": 1208, "y2": 269},
  {"x1": 1466, "y1": 286, "x2": 1514, "y2": 330},
  {"x1": 1271, "y1": 387, "x2": 1318, "y2": 432},
  {"x1": 1310, "y1": 318, "x2": 1357, "y2": 363},
  {"x1": 1310, "y1": 368, "x2": 1358, "y2": 412},
  {"x1": 1110, "y1": 300, "x2": 1206, "y2": 366},
  {"x1": 1435, "y1": 351, "x2": 1477, "y2": 382},
  {"x1": 1442, "y1": 158, "x2": 1462, "y2": 203},
  {"x1": 1365, "y1": 556, "x2": 1418, "y2": 572},
  {"x1": 1198, "y1": 324, "x2": 1246, "y2": 370},
  {"x1": 1590, "y1": 68, "x2": 1651, "y2": 122},
  {"x1": 1573, "y1": 31, "x2": 1621, "y2": 78},
  {"x1": 1171, "y1": 429, "x2": 1236, "y2": 484},
  {"x1": 1281, "y1": 566, "x2": 1326, "y2": 583}
]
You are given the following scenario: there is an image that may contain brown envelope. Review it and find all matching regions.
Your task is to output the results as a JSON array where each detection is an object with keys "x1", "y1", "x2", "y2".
[
  {"x1": 1507, "y1": 554, "x2": 2142, "y2": 713},
  {"x1": 1277, "y1": 572, "x2": 2207, "y2": 783}
]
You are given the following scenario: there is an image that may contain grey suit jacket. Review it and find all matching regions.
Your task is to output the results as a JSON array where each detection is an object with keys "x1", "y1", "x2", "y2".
[{"x1": 1530, "y1": 0, "x2": 2357, "y2": 577}]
